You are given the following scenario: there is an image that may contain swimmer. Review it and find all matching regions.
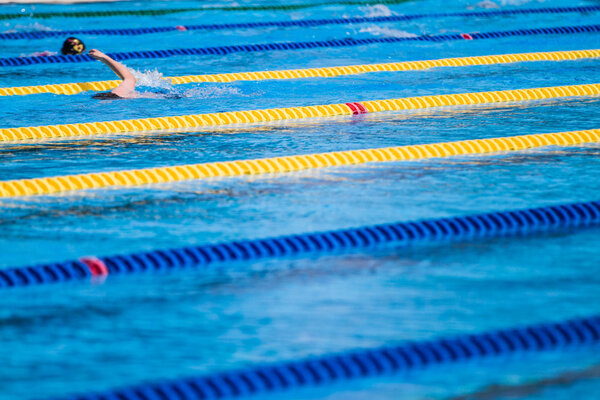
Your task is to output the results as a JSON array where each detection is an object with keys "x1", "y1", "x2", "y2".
[
  {"x1": 89, "y1": 49, "x2": 136, "y2": 99},
  {"x1": 28, "y1": 37, "x2": 85, "y2": 58}
]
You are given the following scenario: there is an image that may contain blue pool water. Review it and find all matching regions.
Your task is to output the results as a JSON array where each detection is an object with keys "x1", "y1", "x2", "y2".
[{"x1": 1, "y1": 0, "x2": 600, "y2": 398}]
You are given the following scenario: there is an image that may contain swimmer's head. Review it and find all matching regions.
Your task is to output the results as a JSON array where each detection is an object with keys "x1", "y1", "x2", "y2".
[{"x1": 61, "y1": 37, "x2": 86, "y2": 55}]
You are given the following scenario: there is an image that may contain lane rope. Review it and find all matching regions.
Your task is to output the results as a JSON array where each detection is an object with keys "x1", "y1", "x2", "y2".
[
  {"x1": 44, "y1": 314, "x2": 600, "y2": 399},
  {"x1": 0, "y1": 0, "x2": 414, "y2": 20},
  {"x1": 2, "y1": 6, "x2": 600, "y2": 40},
  {"x1": 2, "y1": 23, "x2": 600, "y2": 67},
  {"x1": 1, "y1": 199, "x2": 599, "y2": 289},
  {"x1": 1, "y1": 128, "x2": 600, "y2": 198},
  {"x1": 2, "y1": 49, "x2": 599, "y2": 97},
  {"x1": 1, "y1": 83, "x2": 599, "y2": 142}
]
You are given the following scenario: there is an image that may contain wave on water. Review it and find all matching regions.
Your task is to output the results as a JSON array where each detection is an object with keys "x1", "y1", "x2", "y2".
[
  {"x1": 469, "y1": 0, "x2": 547, "y2": 8},
  {"x1": 180, "y1": 85, "x2": 243, "y2": 98},
  {"x1": 131, "y1": 68, "x2": 174, "y2": 91},
  {"x1": 130, "y1": 68, "x2": 245, "y2": 99},
  {"x1": 21, "y1": 50, "x2": 57, "y2": 57},
  {"x1": 359, "y1": 26, "x2": 417, "y2": 38},
  {"x1": 359, "y1": 4, "x2": 397, "y2": 17},
  {"x1": 354, "y1": 5, "x2": 415, "y2": 39},
  {"x1": 2, "y1": 22, "x2": 55, "y2": 34}
]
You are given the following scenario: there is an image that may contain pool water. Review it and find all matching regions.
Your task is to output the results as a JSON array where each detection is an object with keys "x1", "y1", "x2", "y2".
[{"x1": 1, "y1": 0, "x2": 600, "y2": 398}]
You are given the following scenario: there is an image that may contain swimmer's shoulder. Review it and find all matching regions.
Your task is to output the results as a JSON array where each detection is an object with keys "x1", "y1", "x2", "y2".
[{"x1": 111, "y1": 86, "x2": 135, "y2": 98}]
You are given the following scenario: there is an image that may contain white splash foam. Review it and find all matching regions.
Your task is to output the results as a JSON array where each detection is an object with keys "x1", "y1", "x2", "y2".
[
  {"x1": 359, "y1": 4, "x2": 396, "y2": 17},
  {"x1": 472, "y1": 0, "x2": 500, "y2": 8},
  {"x1": 470, "y1": 0, "x2": 546, "y2": 8},
  {"x1": 182, "y1": 86, "x2": 243, "y2": 98},
  {"x1": 131, "y1": 85, "x2": 244, "y2": 99},
  {"x1": 3, "y1": 22, "x2": 55, "y2": 33},
  {"x1": 131, "y1": 68, "x2": 175, "y2": 91},
  {"x1": 129, "y1": 68, "x2": 252, "y2": 99},
  {"x1": 359, "y1": 26, "x2": 417, "y2": 38},
  {"x1": 130, "y1": 91, "x2": 172, "y2": 99},
  {"x1": 22, "y1": 50, "x2": 57, "y2": 57},
  {"x1": 499, "y1": 0, "x2": 546, "y2": 5}
]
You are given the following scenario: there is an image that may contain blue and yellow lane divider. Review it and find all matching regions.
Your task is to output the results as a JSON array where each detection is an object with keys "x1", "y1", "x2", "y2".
[
  {"x1": 2, "y1": 6, "x2": 600, "y2": 39},
  {"x1": 2, "y1": 83, "x2": 600, "y2": 142},
  {"x1": 2, "y1": 49, "x2": 599, "y2": 97},
  {"x1": 1, "y1": 128, "x2": 600, "y2": 198},
  {"x1": 2, "y1": 23, "x2": 600, "y2": 67},
  {"x1": 1, "y1": 200, "x2": 599, "y2": 289},
  {"x1": 44, "y1": 313, "x2": 600, "y2": 399}
]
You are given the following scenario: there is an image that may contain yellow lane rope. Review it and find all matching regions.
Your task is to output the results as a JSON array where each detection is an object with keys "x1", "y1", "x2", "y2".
[
  {"x1": 1, "y1": 82, "x2": 599, "y2": 142},
  {"x1": 1, "y1": 49, "x2": 599, "y2": 97},
  {"x1": 1, "y1": 128, "x2": 598, "y2": 198}
]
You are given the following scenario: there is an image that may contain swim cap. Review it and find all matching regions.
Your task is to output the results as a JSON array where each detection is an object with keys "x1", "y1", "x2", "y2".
[{"x1": 61, "y1": 37, "x2": 86, "y2": 55}]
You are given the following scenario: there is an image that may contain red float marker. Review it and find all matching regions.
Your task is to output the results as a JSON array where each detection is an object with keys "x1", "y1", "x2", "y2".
[
  {"x1": 175, "y1": 25, "x2": 187, "y2": 31},
  {"x1": 461, "y1": 33, "x2": 474, "y2": 40},
  {"x1": 80, "y1": 257, "x2": 109, "y2": 277},
  {"x1": 345, "y1": 102, "x2": 368, "y2": 115}
]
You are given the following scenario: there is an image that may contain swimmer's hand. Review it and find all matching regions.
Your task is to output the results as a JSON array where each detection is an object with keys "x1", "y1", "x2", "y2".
[{"x1": 89, "y1": 49, "x2": 108, "y2": 60}]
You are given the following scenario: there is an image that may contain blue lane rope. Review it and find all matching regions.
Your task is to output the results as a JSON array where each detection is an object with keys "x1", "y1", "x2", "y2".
[
  {"x1": 1, "y1": 200, "x2": 599, "y2": 290},
  {"x1": 2, "y1": 5, "x2": 600, "y2": 40},
  {"x1": 2, "y1": 23, "x2": 600, "y2": 67},
  {"x1": 47, "y1": 314, "x2": 600, "y2": 399}
]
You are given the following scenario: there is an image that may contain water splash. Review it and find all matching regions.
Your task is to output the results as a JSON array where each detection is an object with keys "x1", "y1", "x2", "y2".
[
  {"x1": 472, "y1": 0, "x2": 501, "y2": 8},
  {"x1": 359, "y1": 4, "x2": 396, "y2": 17},
  {"x1": 470, "y1": 0, "x2": 547, "y2": 8},
  {"x1": 131, "y1": 68, "x2": 175, "y2": 91},
  {"x1": 130, "y1": 68, "x2": 246, "y2": 99},
  {"x1": 498, "y1": 0, "x2": 547, "y2": 5},
  {"x1": 21, "y1": 51, "x2": 57, "y2": 57},
  {"x1": 181, "y1": 86, "x2": 243, "y2": 98},
  {"x1": 2, "y1": 22, "x2": 55, "y2": 34},
  {"x1": 359, "y1": 26, "x2": 417, "y2": 38}
]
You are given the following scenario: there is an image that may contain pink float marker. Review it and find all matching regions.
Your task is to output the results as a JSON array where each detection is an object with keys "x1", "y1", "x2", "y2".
[
  {"x1": 461, "y1": 33, "x2": 474, "y2": 40},
  {"x1": 345, "y1": 102, "x2": 368, "y2": 115},
  {"x1": 175, "y1": 25, "x2": 188, "y2": 31},
  {"x1": 80, "y1": 256, "x2": 109, "y2": 277}
]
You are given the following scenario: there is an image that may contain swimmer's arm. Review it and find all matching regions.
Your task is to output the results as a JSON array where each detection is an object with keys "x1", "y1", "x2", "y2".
[{"x1": 89, "y1": 49, "x2": 136, "y2": 95}]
